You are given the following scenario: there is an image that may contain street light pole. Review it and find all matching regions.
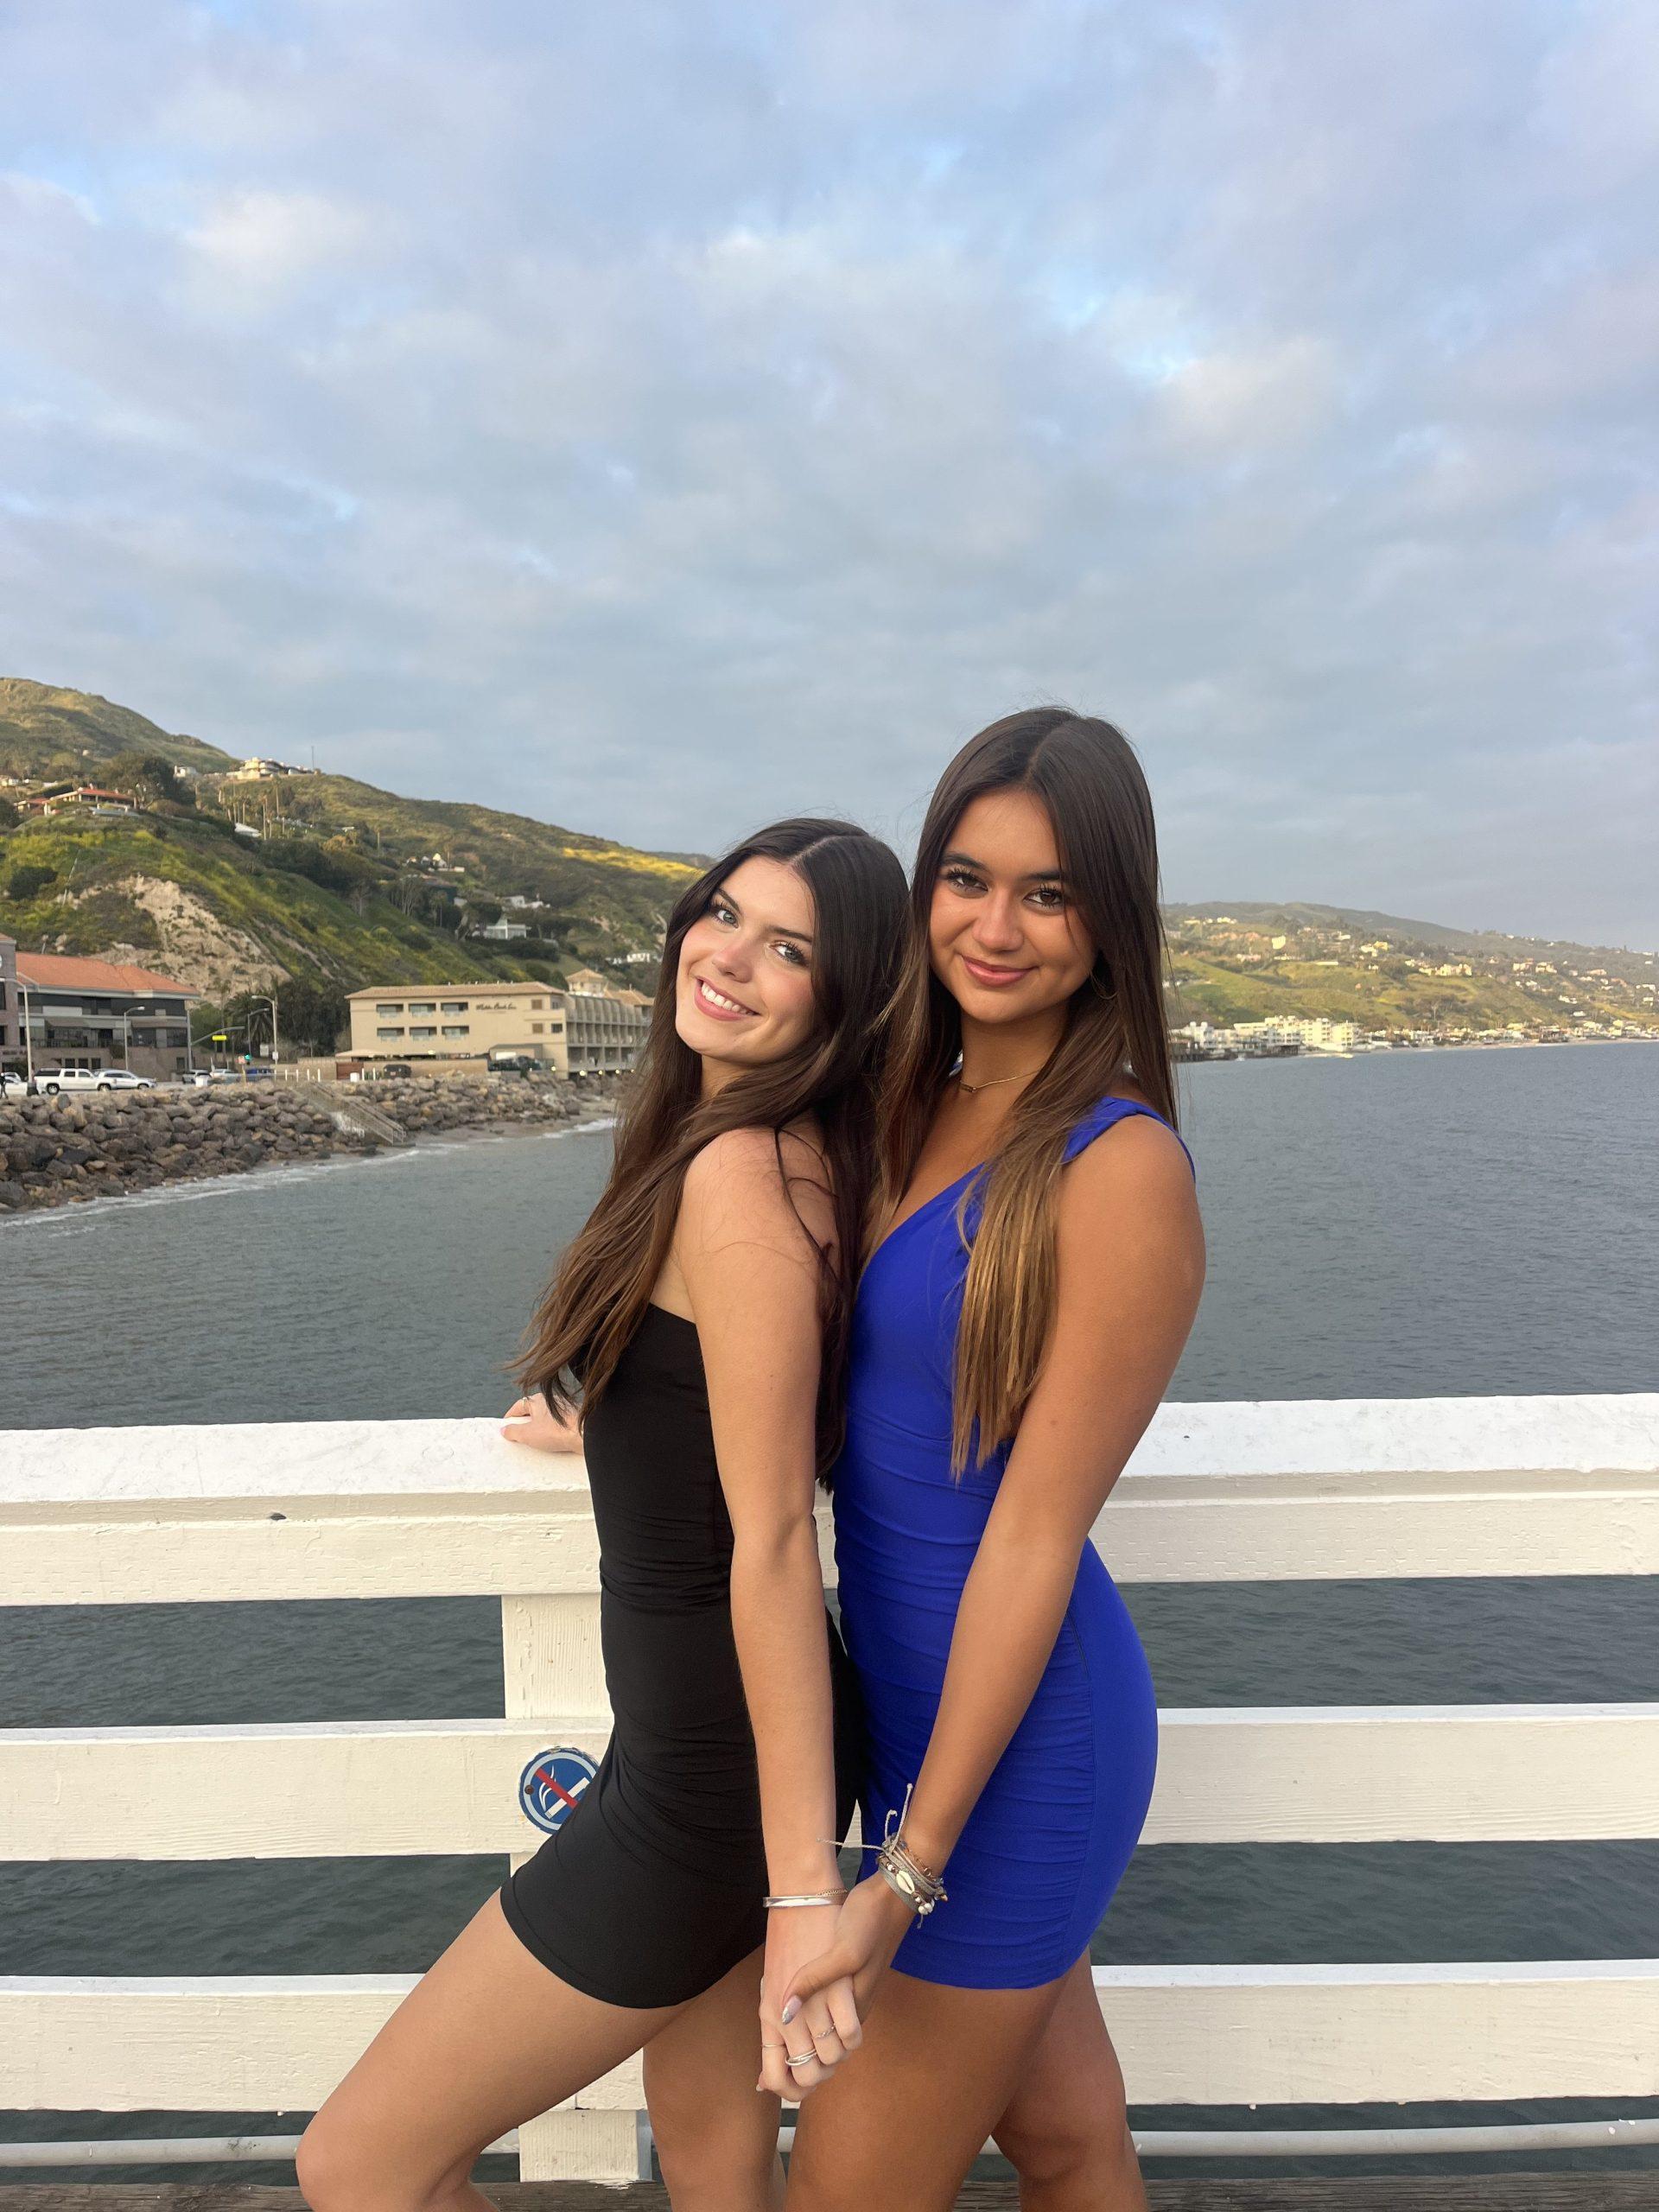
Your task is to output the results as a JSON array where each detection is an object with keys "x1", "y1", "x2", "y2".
[{"x1": 19, "y1": 977, "x2": 35, "y2": 1086}]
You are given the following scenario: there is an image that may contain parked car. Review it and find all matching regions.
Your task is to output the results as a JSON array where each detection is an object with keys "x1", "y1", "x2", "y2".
[
  {"x1": 2, "y1": 1070, "x2": 29, "y2": 1102},
  {"x1": 179, "y1": 1069, "x2": 213, "y2": 1087},
  {"x1": 94, "y1": 1070, "x2": 156, "y2": 1090}
]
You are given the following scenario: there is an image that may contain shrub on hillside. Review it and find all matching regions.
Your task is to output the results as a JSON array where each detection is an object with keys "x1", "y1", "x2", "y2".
[{"x1": 7, "y1": 861, "x2": 57, "y2": 902}]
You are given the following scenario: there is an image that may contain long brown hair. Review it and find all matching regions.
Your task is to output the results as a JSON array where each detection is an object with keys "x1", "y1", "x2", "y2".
[
  {"x1": 518, "y1": 817, "x2": 907, "y2": 1472},
  {"x1": 875, "y1": 709, "x2": 1178, "y2": 1471}
]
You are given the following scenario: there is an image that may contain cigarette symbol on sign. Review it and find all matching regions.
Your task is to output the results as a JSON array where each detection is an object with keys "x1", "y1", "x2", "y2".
[{"x1": 518, "y1": 1747, "x2": 599, "y2": 1835}]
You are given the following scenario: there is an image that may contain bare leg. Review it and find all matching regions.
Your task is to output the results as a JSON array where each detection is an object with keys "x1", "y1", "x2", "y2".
[
  {"x1": 787, "y1": 1967, "x2": 1066, "y2": 2212},
  {"x1": 992, "y1": 1957, "x2": 1148, "y2": 2210},
  {"x1": 645, "y1": 1943, "x2": 785, "y2": 2212},
  {"x1": 297, "y1": 1891, "x2": 678, "y2": 2212}
]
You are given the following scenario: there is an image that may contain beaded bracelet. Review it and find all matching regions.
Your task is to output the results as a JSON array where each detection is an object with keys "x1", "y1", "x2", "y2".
[
  {"x1": 872, "y1": 1784, "x2": 948, "y2": 1916},
  {"x1": 877, "y1": 1827, "x2": 946, "y2": 1916}
]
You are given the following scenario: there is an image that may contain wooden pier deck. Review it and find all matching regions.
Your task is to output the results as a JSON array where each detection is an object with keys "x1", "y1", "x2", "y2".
[{"x1": 3, "y1": 2183, "x2": 1657, "y2": 2210}]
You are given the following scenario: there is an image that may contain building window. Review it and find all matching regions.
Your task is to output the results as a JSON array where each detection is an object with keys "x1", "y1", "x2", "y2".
[
  {"x1": 410, "y1": 1026, "x2": 436, "y2": 1039},
  {"x1": 441, "y1": 1001, "x2": 467, "y2": 1014},
  {"x1": 441, "y1": 1024, "x2": 468, "y2": 1038},
  {"x1": 375, "y1": 1002, "x2": 404, "y2": 1016},
  {"x1": 531, "y1": 998, "x2": 544, "y2": 1010},
  {"x1": 531, "y1": 1022, "x2": 544, "y2": 1034},
  {"x1": 549, "y1": 1020, "x2": 563, "y2": 1032},
  {"x1": 408, "y1": 1001, "x2": 435, "y2": 1014},
  {"x1": 377, "y1": 1027, "x2": 405, "y2": 1039}
]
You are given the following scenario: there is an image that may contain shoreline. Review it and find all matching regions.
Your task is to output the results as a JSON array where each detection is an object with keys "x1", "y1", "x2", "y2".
[
  {"x1": 1182, "y1": 1033, "x2": 1658, "y2": 1065},
  {"x1": 0, "y1": 1073, "x2": 626, "y2": 1219}
]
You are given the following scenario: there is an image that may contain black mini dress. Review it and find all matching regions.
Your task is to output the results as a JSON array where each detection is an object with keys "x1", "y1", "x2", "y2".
[{"x1": 499, "y1": 1303, "x2": 863, "y2": 2008}]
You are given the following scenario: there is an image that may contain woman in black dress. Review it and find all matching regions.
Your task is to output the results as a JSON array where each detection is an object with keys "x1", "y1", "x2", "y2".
[{"x1": 298, "y1": 818, "x2": 906, "y2": 2212}]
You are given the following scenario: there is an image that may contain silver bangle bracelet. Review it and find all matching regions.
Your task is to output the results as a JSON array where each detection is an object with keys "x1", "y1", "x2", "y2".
[{"x1": 763, "y1": 1889, "x2": 843, "y2": 1908}]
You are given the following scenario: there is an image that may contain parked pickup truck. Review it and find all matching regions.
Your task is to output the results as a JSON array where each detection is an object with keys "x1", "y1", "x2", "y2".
[{"x1": 29, "y1": 1067, "x2": 155, "y2": 1095}]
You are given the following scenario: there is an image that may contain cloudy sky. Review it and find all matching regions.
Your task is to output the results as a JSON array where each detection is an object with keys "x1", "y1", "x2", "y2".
[{"x1": 3, "y1": 2, "x2": 1655, "y2": 946}]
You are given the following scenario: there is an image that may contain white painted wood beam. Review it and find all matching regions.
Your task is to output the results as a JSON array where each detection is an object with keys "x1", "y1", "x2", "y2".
[
  {"x1": 6, "y1": 1706, "x2": 1657, "y2": 1859},
  {"x1": 3, "y1": 1961, "x2": 1655, "y2": 2110}
]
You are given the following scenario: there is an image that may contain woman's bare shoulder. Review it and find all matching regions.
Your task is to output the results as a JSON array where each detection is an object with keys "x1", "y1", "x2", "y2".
[{"x1": 681, "y1": 1120, "x2": 833, "y2": 1244}]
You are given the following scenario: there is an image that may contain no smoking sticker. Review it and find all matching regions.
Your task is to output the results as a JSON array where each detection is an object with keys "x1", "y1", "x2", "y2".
[{"x1": 518, "y1": 1747, "x2": 598, "y2": 1835}]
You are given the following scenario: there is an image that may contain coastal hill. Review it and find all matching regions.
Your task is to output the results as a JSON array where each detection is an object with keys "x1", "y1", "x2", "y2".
[
  {"x1": 0, "y1": 678, "x2": 697, "y2": 998},
  {"x1": 1, "y1": 679, "x2": 1654, "y2": 1034},
  {"x1": 1163, "y1": 902, "x2": 1658, "y2": 1036}
]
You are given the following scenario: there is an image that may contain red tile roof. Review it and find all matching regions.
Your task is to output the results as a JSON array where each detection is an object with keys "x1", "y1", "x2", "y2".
[{"x1": 16, "y1": 952, "x2": 199, "y2": 997}]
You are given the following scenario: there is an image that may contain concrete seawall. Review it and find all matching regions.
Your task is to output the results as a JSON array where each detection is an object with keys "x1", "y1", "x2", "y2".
[{"x1": 0, "y1": 1073, "x2": 625, "y2": 1214}]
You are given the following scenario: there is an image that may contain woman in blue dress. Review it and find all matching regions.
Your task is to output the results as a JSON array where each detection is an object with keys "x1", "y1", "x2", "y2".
[{"x1": 784, "y1": 709, "x2": 1205, "y2": 2211}]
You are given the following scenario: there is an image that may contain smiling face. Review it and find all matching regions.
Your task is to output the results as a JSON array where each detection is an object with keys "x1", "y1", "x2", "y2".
[
  {"x1": 928, "y1": 788, "x2": 1097, "y2": 1032},
  {"x1": 674, "y1": 853, "x2": 821, "y2": 1086}
]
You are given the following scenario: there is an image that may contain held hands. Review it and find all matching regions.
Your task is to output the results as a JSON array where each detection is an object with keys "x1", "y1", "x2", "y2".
[
  {"x1": 499, "y1": 1393, "x2": 582, "y2": 1452},
  {"x1": 759, "y1": 1901, "x2": 861, "y2": 2103},
  {"x1": 778, "y1": 1872, "x2": 914, "y2": 2053}
]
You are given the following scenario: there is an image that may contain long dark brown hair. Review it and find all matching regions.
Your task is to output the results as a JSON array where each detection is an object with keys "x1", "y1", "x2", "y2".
[
  {"x1": 518, "y1": 817, "x2": 907, "y2": 1472},
  {"x1": 874, "y1": 709, "x2": 1178, "y2": 1471}
]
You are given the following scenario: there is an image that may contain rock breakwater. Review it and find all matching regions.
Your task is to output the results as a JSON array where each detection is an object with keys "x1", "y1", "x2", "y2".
[{"x1": 0, "y1": 1073, "x2": 623, "y2": 1214}]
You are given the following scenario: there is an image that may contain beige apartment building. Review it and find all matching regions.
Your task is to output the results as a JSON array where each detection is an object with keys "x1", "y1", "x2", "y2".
[
  {"x1": 562, "y1": 970, "x2": 653, "y2": 1075},
  {"x1": 345, "y1": 974, "x2": 653, "y2": 1077},
  {"x1": 346, "y1": 981, "x2": 569, "y2": 1073}
]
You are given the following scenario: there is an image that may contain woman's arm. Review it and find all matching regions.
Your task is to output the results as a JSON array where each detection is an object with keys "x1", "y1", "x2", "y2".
[
  {"x1": 783, "y1": 1116, "x2": 1204, "y2": 2017},
  {"x1": 676, "y1": 1127, "x2": 859, "y2": 2097}
]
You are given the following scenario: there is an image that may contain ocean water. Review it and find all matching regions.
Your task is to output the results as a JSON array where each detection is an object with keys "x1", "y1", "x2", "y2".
[{"x1": 3, "y1": 1043, "x2": 1656, "y2": 2179}]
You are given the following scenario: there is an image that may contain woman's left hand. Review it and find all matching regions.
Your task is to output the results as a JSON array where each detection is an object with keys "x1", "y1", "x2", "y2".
[
  {"x1": 779, "y1": 1873, "x2": 913, "y2": 2042},
  {"x1": 759, "y1": 1899, "x2": 860, "y2": 2102},
  {"x1": 499, "y1": 1394, "x2": 582, "y2": 1452}
]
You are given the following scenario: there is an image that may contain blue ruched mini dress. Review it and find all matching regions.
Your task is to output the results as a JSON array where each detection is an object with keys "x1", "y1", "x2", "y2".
[{"x1": 832, "y1": 1094, "x2": 1194, "y2": 1989}]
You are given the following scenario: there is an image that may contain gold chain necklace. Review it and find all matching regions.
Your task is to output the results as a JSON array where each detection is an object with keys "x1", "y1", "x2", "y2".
[{"x1": 956, "y1": 1065, "x2": 1046, "y2": 1096}]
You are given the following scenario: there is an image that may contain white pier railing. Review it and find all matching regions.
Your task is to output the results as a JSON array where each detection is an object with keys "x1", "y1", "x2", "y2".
[{"x1": 3, "y1": 1395, "x2": 1658, "y2": 2182}]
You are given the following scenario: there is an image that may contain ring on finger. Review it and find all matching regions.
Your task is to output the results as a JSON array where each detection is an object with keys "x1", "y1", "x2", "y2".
[{"x1": 785, "y1": 2051, "x2": 817, "y2": 2068}]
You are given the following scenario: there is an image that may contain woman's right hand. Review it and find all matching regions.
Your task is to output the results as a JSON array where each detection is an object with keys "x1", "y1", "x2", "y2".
[
  {"x1": 779, "y1": 1872, "x2": 915, "y2": 2031},
  {"x1": 499, "y1": 1393, "x2": 582, "y2": 1452}
]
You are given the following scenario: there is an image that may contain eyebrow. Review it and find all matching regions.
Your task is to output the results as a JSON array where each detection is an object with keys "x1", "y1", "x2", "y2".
[
  {"x1": 712, "y1": 882, "x2": 815, "y2": 945},
  {"x1": 941, "y1": 848, "x2": 1068, "y2": 886}
]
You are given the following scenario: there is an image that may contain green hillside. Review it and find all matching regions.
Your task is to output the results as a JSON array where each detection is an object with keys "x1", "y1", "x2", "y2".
[
  {"x1": 0, "y1": 812, "x2": 583, "y2": 994},
  {"x1": 1166, "y1": 900, "x2": 1657, "y2": 986},
  {"x1": 0, "y1": 677, "x2": 697, "y2": 997},
  {"x1": 1168, "y1": 950, "x2": 1565, "y2": 1031},
  {"x1": 1165, "y1": 905, "x2": 1658, "y2": 1034},
  {"x1": 0, "y1": 678, "x2": 232, "y2": 780}
]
